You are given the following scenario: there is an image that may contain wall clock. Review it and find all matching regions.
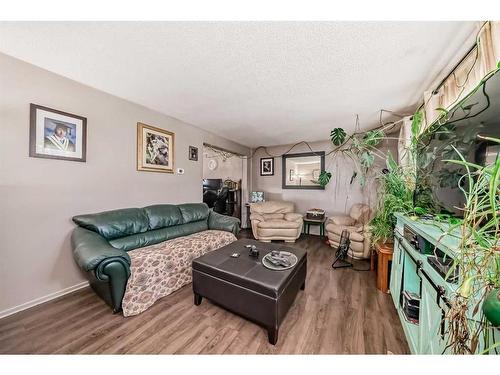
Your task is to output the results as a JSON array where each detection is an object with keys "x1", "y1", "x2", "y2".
[{"x1": 208, "y1": 159, "x2": 218, "y2": 171}]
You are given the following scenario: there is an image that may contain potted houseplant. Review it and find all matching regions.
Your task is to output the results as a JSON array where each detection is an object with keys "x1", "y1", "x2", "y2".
[{"x1": 369, "y1": 152, "x2": 416, "y2": 250}]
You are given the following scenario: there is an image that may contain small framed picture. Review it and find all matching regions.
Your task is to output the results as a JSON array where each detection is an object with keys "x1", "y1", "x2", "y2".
[
  {"x1": 189, "y1": 146, "x2": 198, "y2": 161},
  {"x1": 251, "y1": 191, "x2": 265, "y2": 203},
  {"x1": 137, "y1": 122, "x2": 175, "y2": 173},
  {"x1": 260, "y1": 157, "x2": 274, "y2": 176},
  {"x1": 29, "y1": 104, "x2": 87, "y2": 162}
]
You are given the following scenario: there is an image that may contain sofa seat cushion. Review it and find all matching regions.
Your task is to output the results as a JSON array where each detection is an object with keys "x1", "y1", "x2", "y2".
[
  {"x1": 121, "y1": 230, "x2": 236, "y2": 317},
  {"x1": 257, "y1": 219, "x2": 302, "y2": 229}
]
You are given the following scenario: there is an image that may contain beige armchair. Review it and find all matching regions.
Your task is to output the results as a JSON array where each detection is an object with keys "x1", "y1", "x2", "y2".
[
  {"x1": 325, "y1": 204, "x2": 372, "y2": 259},
  {"x1": 250, "y1": 201, "x2": 303, "y2": 243}
]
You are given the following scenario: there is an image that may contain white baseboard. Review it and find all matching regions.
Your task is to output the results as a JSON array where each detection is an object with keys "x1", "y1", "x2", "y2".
[{"x1": 0, "y1": 281, "x2": 89, "y2": 319}]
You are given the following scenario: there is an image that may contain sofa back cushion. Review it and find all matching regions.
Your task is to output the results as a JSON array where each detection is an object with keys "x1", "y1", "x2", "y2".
[
  {"x1": 178, "y1": 203, "x2": 209, "y2": 223},
  {"x1": 73, "y1": 203, "x2": 211, "y2": 251},
  {"x1": 144, "y1": 204, "x2": 183, "y2": 230},
  {"x1": 73, "y1": 208, "x2": 149, "y2": 240},
  {"x1": 250, "y1": 201, "x2": 294, "y2": 215},
  {"x1": 350, "y1": 203, "x2": 371, "y2": 225}
]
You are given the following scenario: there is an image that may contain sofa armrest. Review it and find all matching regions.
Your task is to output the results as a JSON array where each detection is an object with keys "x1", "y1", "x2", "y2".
[
  {"x1": 71, "y1": 227, "x2": 131, "y2": 273},
  {"x1": 329, "y1": 215, "x2": 356, "y2": 226},
  {"x1": 208, "y1": 210, "x2": 240, "y2": 235},
  {"x1": 284, "y1": 213, "x2": 303, "y2": 222}
]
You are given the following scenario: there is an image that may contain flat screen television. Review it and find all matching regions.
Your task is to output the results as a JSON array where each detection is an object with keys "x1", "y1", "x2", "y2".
[{"x1": 414, "y1": 70, "x2": 500, "y2": 217}]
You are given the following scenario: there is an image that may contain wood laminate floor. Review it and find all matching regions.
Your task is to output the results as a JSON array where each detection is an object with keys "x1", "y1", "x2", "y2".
[{"x1": 0, "y1": 230, "x2": 409, "y2": 354}]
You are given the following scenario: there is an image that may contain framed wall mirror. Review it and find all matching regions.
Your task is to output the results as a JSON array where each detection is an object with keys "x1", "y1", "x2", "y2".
[{"x1": 282, "y1": 151, "x2": 325, "y2": 190}]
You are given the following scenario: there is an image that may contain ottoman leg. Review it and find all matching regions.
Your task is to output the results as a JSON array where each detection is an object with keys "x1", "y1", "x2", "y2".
[
  {"x1": 268, "y1": 327, "x2": 279, "y2": 345},
  {"x1": 194, "y1": 293, "x2": 203, "y2": 306}
]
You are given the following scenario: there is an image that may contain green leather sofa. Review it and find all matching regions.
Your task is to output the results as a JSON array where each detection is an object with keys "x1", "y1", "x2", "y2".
[{"x1": 71, "y1": 203, "x2": 240, "y2": 312}]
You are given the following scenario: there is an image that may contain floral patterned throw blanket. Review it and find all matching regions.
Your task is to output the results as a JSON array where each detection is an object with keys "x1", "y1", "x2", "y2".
[{"x1": 122, "y1": 230, "x2": 237, "y2": 317}]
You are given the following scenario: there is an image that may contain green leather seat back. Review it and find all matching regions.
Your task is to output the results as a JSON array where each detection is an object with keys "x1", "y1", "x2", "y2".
[
  {"x1": 73, "y1": 208, "x2": 149, "y2": 240},
  {"x1": 178, "y1": 203, "x2": 209, "y2": 223},
  {"x1": 109, "y1": 221, "x2": 208, "y2": 251},
  {"x1": 73, "y1": 203, "x2": 211, "y2": 252},
  {"x1": 144, "y1": 204, "x2": 183, "y2": 230}
]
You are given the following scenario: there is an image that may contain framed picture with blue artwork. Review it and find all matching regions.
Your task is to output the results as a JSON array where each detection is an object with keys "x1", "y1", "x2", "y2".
[
  {"x1": 29, "y1": 103, "x2": 87, "y2": 162},
  {"x1": 251, "y1": 191, "x2": 265, "y2": 203}
]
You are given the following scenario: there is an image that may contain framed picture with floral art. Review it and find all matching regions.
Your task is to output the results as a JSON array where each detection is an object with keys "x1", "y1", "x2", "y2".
[{"x1": 137, "y1": 122, "x2": 175, "y2": 173}]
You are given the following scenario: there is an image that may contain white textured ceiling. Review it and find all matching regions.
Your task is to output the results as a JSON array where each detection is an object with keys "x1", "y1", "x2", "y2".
[{"x1": 0, "y1": 22, "x2": 477, "y2": 147}]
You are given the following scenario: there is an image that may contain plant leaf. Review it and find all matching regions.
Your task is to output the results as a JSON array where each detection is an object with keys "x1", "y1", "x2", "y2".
[
  {"x1": 414, "y1": 207, "x2": 427, "y2": 215},
  {"x1": 360, "y1": 151, "x2": 374, "y2": 168},
  {"x1": 458, "y1": 277, "x2": 473, "y2": 298},
  {"x1": 386, "y1": 151, "x2": 397, "y2": 172},
  {"x1": 318, "y1": 171, "x2": 332, "y2": 187},
  {"x1": 330, "y1": 128, "x2": 346, "y2": 146},
  {"x1": 435, "y1": 107, "x2": 449, "y2": 115},
  {"x1": 363, "y1": 129, "x2": 384, "y2": 147},
  {"x1": 411, "y1": 111, "x2": 422, "y2": 138}
]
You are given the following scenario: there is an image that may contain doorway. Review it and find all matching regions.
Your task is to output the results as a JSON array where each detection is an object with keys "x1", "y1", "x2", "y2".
[{"x1": 202, "y1": 144, "x2": 249, "y2": 228}]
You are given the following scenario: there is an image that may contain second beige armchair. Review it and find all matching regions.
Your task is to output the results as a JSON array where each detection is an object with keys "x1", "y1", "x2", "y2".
[
  {"x1": 250, "y1": 201, "x2": 303, "y2": 242},
  {"x1": 325, "y1": 203, "x2": 372, "y2": 259}
]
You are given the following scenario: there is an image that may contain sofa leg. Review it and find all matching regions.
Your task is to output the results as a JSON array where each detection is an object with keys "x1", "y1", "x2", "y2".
[
  {"x1": 194, "y1": 293, "x2": 203, "y2": 306},
  {"x1": 300, "y1": 281, "x2": 305, "y2": 290},
  {"x1": 267, "y1": 326, "x2": 279, "y2": 345}
]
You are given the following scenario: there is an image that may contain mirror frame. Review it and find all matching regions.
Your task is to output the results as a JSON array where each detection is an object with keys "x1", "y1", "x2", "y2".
[{"x1": 281, "y1": 151, "x2": 325, "y2": 190}]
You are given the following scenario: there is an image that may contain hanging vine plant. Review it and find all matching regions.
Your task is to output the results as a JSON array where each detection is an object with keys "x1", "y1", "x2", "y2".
[{"x1": 321, "y1": 122, "x2": 388, "y2": 189}]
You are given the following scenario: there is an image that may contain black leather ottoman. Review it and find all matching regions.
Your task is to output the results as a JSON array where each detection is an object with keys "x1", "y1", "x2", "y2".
[{"x1": 192, "y1": 238, "x2": 307, "y2": 345}]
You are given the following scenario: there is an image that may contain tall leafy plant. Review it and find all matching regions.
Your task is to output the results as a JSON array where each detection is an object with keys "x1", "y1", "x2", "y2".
[
  {"x1": 369, "y1": 152, "x2": 416, "y2": 245},
  {"x1": 444, "y1": 136, "x2": 500, "y2": 354}
]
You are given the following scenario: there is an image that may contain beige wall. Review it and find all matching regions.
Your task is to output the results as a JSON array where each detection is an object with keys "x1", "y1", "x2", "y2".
[
  {"x1": 0, "y1": 53, "x2": 249, "y2": 315},
  {"x1": 251, "y1": 138, "x2": 398, "y2": 234}
]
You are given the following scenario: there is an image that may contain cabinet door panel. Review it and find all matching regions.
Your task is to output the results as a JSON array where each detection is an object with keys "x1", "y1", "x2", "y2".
[
  {"x1": 419, "y1": 276, "x2": 448, "y2": 354},
  {"x1": 390, "y1": 240, "x2": 402, "y2": 307}
]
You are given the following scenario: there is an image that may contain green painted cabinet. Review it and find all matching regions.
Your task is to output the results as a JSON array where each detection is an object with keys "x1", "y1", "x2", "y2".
[{"x1": 390, "y1": 214, "x2": 458, "y2": 354}]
